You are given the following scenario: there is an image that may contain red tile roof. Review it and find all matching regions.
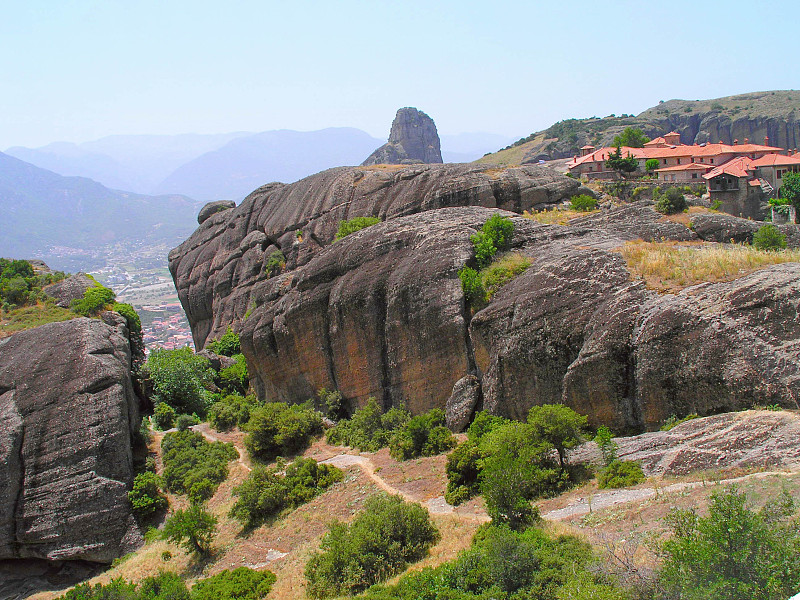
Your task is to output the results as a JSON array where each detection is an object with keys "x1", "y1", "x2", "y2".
[
  {"x1": 702, "y1": 157, "x2": 754, "y2": 180},
  {"x1": 749, "y1": 153, "x2": 800, "y2": 167},
  {"x1": 655, "y1": 163, "x2": 713, "y2": 172}
]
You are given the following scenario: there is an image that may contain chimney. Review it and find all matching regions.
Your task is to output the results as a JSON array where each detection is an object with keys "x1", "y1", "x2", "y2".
[
  {"x1": 764, "y1": 135, "x2": 770, "y2": 146},
  {"x1": 733, "y1": 139, "x2": 739, "y2": 145},
  {"x1": 744, "y1": 138, "x2": 749, "y2": 144}
]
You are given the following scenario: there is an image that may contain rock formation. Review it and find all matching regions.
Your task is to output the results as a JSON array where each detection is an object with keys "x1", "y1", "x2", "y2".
[
  {"x1": 170, "y1": 162, "x2": 800, "y2": 432},
  {"x1": 362, "y1": 108, "x2": 443, "y2": 165},
  {"x1": 0, "y1": 314, "x2": 142, "y2": 563},
  {"x1": 43, "y1": 273, "x2": 96, "y2": 308}
]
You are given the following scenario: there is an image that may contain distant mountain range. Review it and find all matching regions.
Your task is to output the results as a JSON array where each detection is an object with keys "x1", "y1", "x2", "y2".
[
  {"x1": 0, "y1": 151, "x2": 201, "y2": 270},
  {"x1": 6, "y1": 130, "x2": 514, "y2": 201}
]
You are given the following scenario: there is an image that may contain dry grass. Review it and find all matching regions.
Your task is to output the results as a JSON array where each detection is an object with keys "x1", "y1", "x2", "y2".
[
  {"x1": 0, "y1": 303, "x2": 78, "y2": 338},
  {"x1": 524, "y1": 208, "x2": 598, "y2": 225},
  {"x1": 618, "y1": 240, "x2": 800, "y2": 292},
  {"x1": 660, "y1": 205, "x2": 714, "y2": 227},
  {"x1": 474, "y1": 134, "x2": 546, "y2": 166},
  {"x1": 360, "y1": 164, "x2": 407, "y2": 171}
]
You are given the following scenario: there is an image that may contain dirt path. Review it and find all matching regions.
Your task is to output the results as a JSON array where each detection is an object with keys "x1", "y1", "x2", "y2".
[{"x1": 193, "y1": 423, "x2": 252, "y2": 472}]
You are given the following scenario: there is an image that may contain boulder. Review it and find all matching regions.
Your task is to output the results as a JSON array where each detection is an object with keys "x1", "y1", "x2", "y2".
[
  {"x1": 0, "y1": 317, "x2": 141, "y2": 563},
  {"x1": 692, "y1": 212, "x2": 800, "y2": 246},
  {"x1": 198, "y1": 200, "x2": 236, "y2": 225},
  {"x1": 43, "y1": 273, "x2": 96, "y2": 308},
  {"x1": 362, "y1": 107, "x2": 443, "y2": 166},
  {"x1": 446, "y1": 375, "x2": 481, "y2": 432}
]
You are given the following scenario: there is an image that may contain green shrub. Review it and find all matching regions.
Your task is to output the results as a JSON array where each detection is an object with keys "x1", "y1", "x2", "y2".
[
  {"x1": 334, "y1": 216, "x2": 381, "y2": 241},
  {"x1": 480, "y1": 253, "x2": 530, "y2": 300},
  {"x1": 304, "y1": 493, "x2": 440, "y2": 598},
  {"x1": 161, "y1": 430, "x2": 238, "y2": 502},
  {"x1": 143, "y1": 348, "x2": 215, "y2": 417},
  {"x1": 128, "y1": 472, "x2": 168, "y2": 519},
  {"x1": 315, "y1": 387, "x2": 344, "y2": 420},
  {"x1": 645, "y1": 158, "x2": 660, "y2": 172},
  {"x1": 466, "y1": 410, "x2": 509, "y2": 443},
  {"x1": 569, "y1": 194, "x2": 598, "y2": 211},
  {"x1": 389, "y1": 408, "x2": 456, "y2": 461},
  {"x1": 164, "y1": 504, "x2": 218, "y2": 556},
  {"x1": 660, "y1": 487, "x2": 800, "y2": 600},
  {"x1": 176, "y1": 413, "x2": 199, "y2": 431},
  {"x1": 264, "y1": 251, "x2": 286, "y2": 277},
  {"x1": 208, "y1": 394, "x2": 259, "y2": 432},
  {"x1": 153, "y1": 403, "x2": 177, "y2": 430},
  {"x1": 458, "y1": 266, "x2": 486, "y2": 308},
  {"x1": 612, "y1": 126, "x2": 649, "y2": 148},
  {"x1": 654, "y1": 187, "x2": 688, "y2": 214},
  {"x1": 192, "y1": 567, "x2": 277, "y2": 600},
  {"x1": 244, "y1": 402, "x2": 323, "y2": 461},
  {"x1": 597, "y1": 459, "x2": 645, "y2": 489},
  {"x1": 594, "y1": 425, "x2": 617, "y2": 466},
  {"x1": 470, "y1": 214, "x2": 515, "y2": 269},
  {"x1": 753, "y1": 224, "x2": 787, "y2": 251},
  {"x1": 112, "y1": 302, "x2": 141, "y2": 334},
  {"x1": 219, "y1": 353, "x2": 249, "y2": 394},
  {"x1": 661, "y1": 413, "x2": 699, "y2": 431},
  {"x1": 445, "y1": 440, "x2": 482, "y2": 505},
  {"x1": 56, "y1": 572, "x2": 189, "y2": 600},
  {"x1": 70, "y1": 283, "x2": 116, "y2": 316},
  {"x1": 325, "y1": 397, "x2": 410, "y2": 452},
  {"x1": 284, "y1": 457, "x2": 344, "y2": 505},
  {"x1": 526, "y1": 403, "x2": 588, "y2": 469},
  {"x1": 207, "y1": 326, "x2": 240, "y2": 357}
]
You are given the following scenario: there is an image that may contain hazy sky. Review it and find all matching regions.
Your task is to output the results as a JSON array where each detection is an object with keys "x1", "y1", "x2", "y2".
[{"x1": 2, "y1": 0, "x2": 798, "y2": 148}]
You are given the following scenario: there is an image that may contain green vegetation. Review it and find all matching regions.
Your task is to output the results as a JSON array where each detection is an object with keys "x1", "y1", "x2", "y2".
[
  {"x1": 219, "y1": 353, "x2": 249, "y2": 395},
  {"x1": 326, "y1": 397, "x2": 410, "y2": 452},
  {"x1": 304, "y1": 493, "x2": 440, "y2": 598},
  {"x1": 152, "y1": 402, "x2": 177, "y2": 430},
  {"x1": 526, "y1": 403, "x2": 588, "y2": 469},
  {"x1": 781, "y1": 171, "x2": 800, "y2": 211},
  {"x1": 470, "y1": 214, "x2": 515, "y2": 269},
  {"x1": 594, "y1": 425, "x2": 618, "y2": 466},
  {"x1": 661, "y1": 413, "x2": 699, "y2": 431},
  {"x1": 660, "y1": 487, "x2": 800, "y2": 600},
  {"x1": 646, "y1": 158, "x2": 660, "y2": 172},
  {"x1": 176, "y1": 413, "x2": 200, "y2": 431},
  {"x1": 191, "y1": 568, "x2": 277, "y2": 600},
  {"x1": 264, "y1": 250, "x2": 286, "y2": 277},
  {"x1": 244, "y1": 402, "x2": 323, "y2": 461},
  {"x1": 612, "y1": 126, "x2": 650, "y2": 148},
  {"x1": 654, "y1": 187, "x2": 688, "y2": 214},
  {"x1": 444, "y1": 439, "x2": 482, "y2": 505},
  {"x1": 207, "y1": 326, "x2": 241, "y2": 356},
  {"x1": 389, "y1": 408, "x2": 456, "y2": 461},
  {"x1": 569, "y1": 194, "x2": 598, "y2": 212},
  {"x1": 56, "y1": 572, "x2": 189, "y2": 600},
  {"x1": 357, "y1": 522, "x2": 622, "y2": 600},
  {"x1": 334, "y1": 216, "x2": 381, "y2": 241},
  {"x1": 315, "y1": 387, "x2": 345, "y2": 420},
  {"x1": 71, "y1": 282, "x2": 116, "y2": 316},
  {"x1": 230, "y1": 457, "x2": 343, "y2": 528},
  {"x1": 753, "y1": 224, "x2": 788, "y2": 251},
  {"x1": 161, "y1": 430, "x2": 239, "y2": 503},
  {"x1": 164, "y1": 504, "x2": 218, "y2": 557},
  {"x1": 597, "y1": 459, "x2": 645, "y2": 489},
  {"x1": 208, "y1": 393, "x2": 260, "y2": 432},
  {"x1": 128, "y1": 472, "x2": 168, "y2": 519},
  {"x1": 143, "y1": 348, "x2": 215, "y2": 417},
  {"x1": 605, "y1": 146, "x2": 638, "y2": 177},
  {"x1": 0, "y1": 259, "x2": 68, "y2": 327}
]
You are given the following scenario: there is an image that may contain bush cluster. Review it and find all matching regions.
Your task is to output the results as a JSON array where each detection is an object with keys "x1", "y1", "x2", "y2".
[
  {"x1": 753, "y1": 224, "x2": 788, "y2": 251},
  {"x1": 128, "y1": 471, "x2": 168, "y2": 519},
  {"x1": 654, "y1": 187, "x2": 687, "y2": 214},
  {"x1": 244, "y1": 402, "x2": 323, "y2": 461},
  {"x1": 358, "y1": 522, "x2": 622, "y2": 600},
  {"x1": 305, "y1": 493, "x2": 440, "y2": 598},
  {"x1": 56, "y1": 568, "x2": 276, "y2": 600},
  {"x1": 70, "y1": 282, "x2": 116, "y2": 316},
  {"x1": 230, "y1": 457, "x2": 343, "y2": 528},
  {"x1": 143, "y1": 348, "x2": 215, "y2": 417},
  {"x1": 470, "y1": 214, "x2": 515, "y2": 270},
  {"x1": 326, "y1": 397, "x2": 410, "y2": 452},
  {"x1": 0, "y1": 258, "x2": 64, "y2": 309},
  {"x1": 208, "y1": 393, "x2": 260, "y2": 432},
  {"x1": 389, "y1": 408, "x2": 456, "y2": 461},
  {"x1": 219, "y1": 353, "x2": 249, "y2": 395},
  {"x1": 334, "y1": 216, "x2": 381, "y2": 241},
  {"x1": 164, "y1": 504, "x2": 219, "y2": 557},
  {"x1": 597, "y1": 459, "x2": 645, "y2": 489},
  {"x1": 569, "y1": 194, "x2": 598, "y2": 211},
  {"x1": 161, "y1": 430, "x2": 239, "y2": 503},
  {"x1": 263, "y1": 250, "x2": 286, "y2": 277},
  {"x1": 207, "y1": 326, "x2": 241, "y2": 356}
]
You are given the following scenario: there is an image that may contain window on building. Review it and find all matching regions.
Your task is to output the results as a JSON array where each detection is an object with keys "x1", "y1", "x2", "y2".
[
  {"x1": 710, "y1": 159, "x2": 714, "y2": 164},
  {"x1": 663, "y1": 159, "x2": 667, "y2": 164},
  {"x1": 692, "y1": 173, "x2": 698, "y2": 179},
  {"x1": 677, "y1": 158, "x2": 682, "y2": 164}
]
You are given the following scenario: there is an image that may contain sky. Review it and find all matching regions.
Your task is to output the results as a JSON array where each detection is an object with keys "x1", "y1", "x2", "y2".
[{"x1": 2, "y1": 0, "x2": 799, "y2": 148}]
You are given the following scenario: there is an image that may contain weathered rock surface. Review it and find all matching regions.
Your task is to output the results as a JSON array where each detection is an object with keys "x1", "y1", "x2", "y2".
[
  {"x1": 570, "y1": 410, "x2": 800, "y2": 476},
  {"x1": 198, "y1": 200, "x2": 236, "y2": 224},
  {"x1": 691, "y1": 212, "x2": 800, "y2": 246},
  {"x1": 171, "y1": 162, "x2": 800, "y2": 431},
  {"x1": 169, "y1": 163, "x2": 588, "y2": 348},
  {"x1": 43, "y1": 273, "x2": 96, "y2": 308},
  {"x1": 362, "y1": 107, "x2": 443, "y2": 166},
  {"x1": 0, "y1": 316, "x2": 141, "y2": 563},
  {"x1": 446, "y1": 375, "x2": 482, "y2": 432}
]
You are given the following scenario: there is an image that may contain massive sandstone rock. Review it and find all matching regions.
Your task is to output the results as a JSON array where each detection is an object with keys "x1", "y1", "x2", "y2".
[
  {"x1": 0, "y1": 314, "x2": 141, "y2": 563},
  {"x1": 170, "y1": 164, "x2": 800, "y2": 431},
  {"x1": 362, "y1": 107, "x2": 443, "y2": 166}
]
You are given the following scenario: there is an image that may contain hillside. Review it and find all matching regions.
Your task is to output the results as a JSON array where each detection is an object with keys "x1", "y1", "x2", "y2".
[
  {"x1": 478, "y1": 90, "x2": 800, "y2": 165},
  {"x1": 0, "y1": 152, "x2": 200, "y2": 271}
]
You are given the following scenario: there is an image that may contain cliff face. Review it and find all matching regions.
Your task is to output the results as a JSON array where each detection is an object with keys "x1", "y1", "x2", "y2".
[
  {"x1": 480, "y1": 91, "x2": 800, "y2": 164},
  {"x1": 362, "y1": 107, "x2": 443, "y2": 166},
  {"x1": 170, "y1": 162, "x2": 800, "y2": 431},
  {"x1": 0, "y1": 314, "x2": 142, "y2": 563}
]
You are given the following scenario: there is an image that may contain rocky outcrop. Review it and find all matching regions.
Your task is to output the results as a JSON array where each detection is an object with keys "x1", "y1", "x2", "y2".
[
  {"x1": 198, "y1": 200, "x2": 236, "y2": 225},
  {"x1": 43, "y1": 273, "x2": 96, "y2": 308},
  {"x1": 171, "y1": 162, "x2": 800, "y2": 432},
  {"x1": 169, "y1": 163, "x2": 589, "y2": 348},
  {"x1": 691, "y1": 212, "x2": 800, "y2": 247},
  {"x1": 0, "y1": 315, "x2": 141, "y2": 563},
  {"x1": 570, "y1": 410, "x2": 800, "y2": 476},
  {"x1": 362, "y1": 108, "x2": 443, "y2": 166}
]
